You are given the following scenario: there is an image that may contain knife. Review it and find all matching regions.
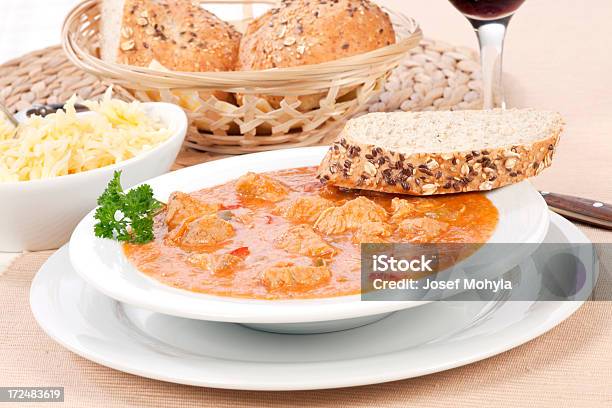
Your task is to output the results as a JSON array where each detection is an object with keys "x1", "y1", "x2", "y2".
[{"x1": 540, "y1": 191, "x2": 612, "y2": 230}]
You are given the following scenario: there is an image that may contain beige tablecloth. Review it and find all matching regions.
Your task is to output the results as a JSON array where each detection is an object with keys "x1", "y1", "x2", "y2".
[{"x1": 1, "y1": 0, "x2": 612, "y2": 406}]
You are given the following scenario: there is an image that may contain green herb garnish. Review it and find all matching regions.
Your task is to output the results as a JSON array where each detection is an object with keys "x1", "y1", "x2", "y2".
[{"x1": 94, "y1": 171, "x2": 162, "y2": 244}]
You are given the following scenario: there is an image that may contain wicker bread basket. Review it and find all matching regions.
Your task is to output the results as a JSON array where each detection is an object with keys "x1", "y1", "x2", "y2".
[{"x1": 61, "y1": 0, "x2": 422, "y2": 153}]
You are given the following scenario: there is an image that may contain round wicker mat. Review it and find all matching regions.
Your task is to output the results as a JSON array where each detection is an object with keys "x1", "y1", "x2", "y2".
[
  {"x1": 0, "y1": 46, "x2": 135, "y2": 112},
  {"x1": 0, "y1": 41, "x2": 482, "y2": 167}
]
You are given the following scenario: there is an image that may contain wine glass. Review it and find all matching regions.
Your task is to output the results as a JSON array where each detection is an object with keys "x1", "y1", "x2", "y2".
[{"x1": 448, "y1": 0, "x2": 526, "y2": 109}]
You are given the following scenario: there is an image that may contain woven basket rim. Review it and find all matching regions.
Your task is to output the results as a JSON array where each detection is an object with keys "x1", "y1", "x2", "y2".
[{"x1": 61, "y1": 0, "x2": 423, "y2": 91}]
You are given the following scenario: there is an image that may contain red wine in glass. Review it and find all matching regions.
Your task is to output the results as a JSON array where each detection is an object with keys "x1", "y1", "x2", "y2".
[
  {"x1": 449, "y1": 0, "x2": 526, "y2": 20},
  {"x1": 448, "y1": 0, "x2": 526, "y2": 108}
]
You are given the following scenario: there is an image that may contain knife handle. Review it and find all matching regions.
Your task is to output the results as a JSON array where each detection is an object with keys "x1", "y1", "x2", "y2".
[{"x1": 540, "y1": 191, "x2": 612, "y2": 229}]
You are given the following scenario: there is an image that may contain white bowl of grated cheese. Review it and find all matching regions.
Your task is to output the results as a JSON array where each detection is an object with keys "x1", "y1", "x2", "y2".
[{"x1": 0, "y1": 97, "x2": 187, "y2": 251}]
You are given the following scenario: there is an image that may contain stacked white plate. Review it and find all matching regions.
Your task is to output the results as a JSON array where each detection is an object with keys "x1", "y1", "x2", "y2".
[{"x1": 30, "y1": 147, "x2": 598, "y2": 390}]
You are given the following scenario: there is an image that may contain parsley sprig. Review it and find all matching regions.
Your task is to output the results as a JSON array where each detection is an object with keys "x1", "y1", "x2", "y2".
[{"x1": 94, "y1": 171, "x2": 162, "y2": 244}]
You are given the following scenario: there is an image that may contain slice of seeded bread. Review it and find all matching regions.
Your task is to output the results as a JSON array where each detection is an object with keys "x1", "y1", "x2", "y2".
[{"x1": 316, "y1": 109, "x2": 564, "y2": 195}]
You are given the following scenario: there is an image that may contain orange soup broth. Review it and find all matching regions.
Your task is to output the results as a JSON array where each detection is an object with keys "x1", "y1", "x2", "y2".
[{"x1": 124, "y1": 167, "x2": 498, "y2": 299}]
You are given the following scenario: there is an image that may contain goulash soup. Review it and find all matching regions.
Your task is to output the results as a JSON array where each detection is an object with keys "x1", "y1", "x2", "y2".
[{"x1": 124, "y1": 167, "x2": 498, "y2": 299}]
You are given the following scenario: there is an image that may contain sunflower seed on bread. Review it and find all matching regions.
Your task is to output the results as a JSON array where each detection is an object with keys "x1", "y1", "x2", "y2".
[{"x1": 316, "y1": 109, "x2": 564, "y2": 195}]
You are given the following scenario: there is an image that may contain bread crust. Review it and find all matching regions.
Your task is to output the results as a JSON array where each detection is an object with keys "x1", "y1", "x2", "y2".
[
  {"x1": 237, "y1": 0, "x2": 395, "y2": 111},
  {"x1": 316, "y1": 125, "x2": 563, "y2": 196},
  {"x1": 118, "y1": 0, "x2": 241, "y2": 71}
]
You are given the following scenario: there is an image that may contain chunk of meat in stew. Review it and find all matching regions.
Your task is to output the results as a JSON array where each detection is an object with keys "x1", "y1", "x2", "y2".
[
  {"x1": 352, "y1": 221, "x2": 393, "y2": 244},
  {"x1": 262, "y1": 263, "x2": 332, "y2": 291},
  {"x1": 235, "y1": 172, "x2": 290, "y2": 202},
  {"x1": 396, "y1": 217, "x2": 449, "y2": 243},
  {"x1": 165, "y1": 191, "x2": 220, "y2": 230},
  {"x1": 187, "y1": 253, "x2": 243, "y2": 276},
  {"x1": 166, "y1": 214, "x2": 235, "y2": 249},
  {"x1": 275, "y1": 225, "x2": 336, "y2": 258},
  {"x1": 282, "y1": 196, "x2": 334, "y2": 223},
  {"x1": 314, "y1": 196, "x2": 387, "y2": 234}
]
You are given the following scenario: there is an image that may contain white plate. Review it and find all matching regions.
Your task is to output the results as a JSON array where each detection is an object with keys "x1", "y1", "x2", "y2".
[
  {"x1": 31, "y1": 213, "x2": 594, "y2": 390},
  {"x1": 68, "y1": 146, "x2": 550, "y2": 327}
]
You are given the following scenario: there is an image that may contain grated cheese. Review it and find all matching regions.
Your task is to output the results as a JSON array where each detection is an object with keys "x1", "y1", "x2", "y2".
[{"x1": 0, "y1": 88, "x2": 172, "y2": 182}]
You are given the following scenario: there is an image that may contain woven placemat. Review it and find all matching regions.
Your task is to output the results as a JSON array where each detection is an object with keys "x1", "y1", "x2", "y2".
[
  {"x1": 0, "y1": 40, "x2": 482, "y2": 164},
  {"x1": 0, "y1": 46, "x2": 135, "y2": 112}
]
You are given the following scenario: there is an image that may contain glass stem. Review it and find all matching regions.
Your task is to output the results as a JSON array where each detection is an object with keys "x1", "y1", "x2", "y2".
[{"x1": 469, "y1": 16, "x2": 511, "y2": 109}]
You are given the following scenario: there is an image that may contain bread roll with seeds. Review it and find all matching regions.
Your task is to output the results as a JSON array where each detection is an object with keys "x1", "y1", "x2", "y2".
[
  {"x1": 101, "y1": 0, "x2": 241, "y2": 102},
  {"x1": 238, "y1": 0, "x2": 396, "y2": 111},
  {"x1": 316, "y1": 109, "x2": 564, "y2": 195}
]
